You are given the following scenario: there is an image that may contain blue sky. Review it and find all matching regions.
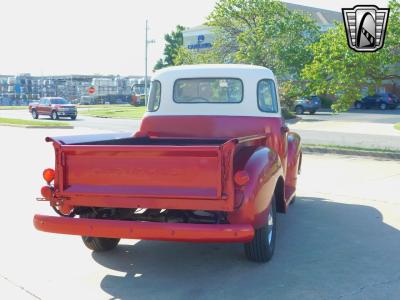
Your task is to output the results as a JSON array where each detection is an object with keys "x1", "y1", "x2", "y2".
[{"x1": 0, "y1": 0, "x2": 389, "y2": 76}]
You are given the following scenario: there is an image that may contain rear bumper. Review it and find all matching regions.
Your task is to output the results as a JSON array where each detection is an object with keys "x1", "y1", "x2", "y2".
[{"x1": 33, "y1": 214, "x2": 254, "y2": 243}]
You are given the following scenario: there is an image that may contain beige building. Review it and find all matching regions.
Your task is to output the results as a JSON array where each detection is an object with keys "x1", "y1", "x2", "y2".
[{"x1": 182, "y1": 2, "x2": 342, "y2": 52}]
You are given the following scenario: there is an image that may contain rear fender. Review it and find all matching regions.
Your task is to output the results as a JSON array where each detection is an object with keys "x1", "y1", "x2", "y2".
[
  {"x1": 228, "y1": 147, "x2": 283, "y2": 229},
  {"x1": 285, "y1": 132, "x2": 302, "y2": 202}
]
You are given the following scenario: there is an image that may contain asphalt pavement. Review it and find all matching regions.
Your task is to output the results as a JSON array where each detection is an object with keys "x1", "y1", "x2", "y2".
[
  {"x1": 1, "y1": 126, "x2": 399, "y2": 299},
  {"x1": 0, "y1": 109, "x2": 141, "y2": 132},
  {"x1": 298, "y1": 108, "x2": 400, "y2": 124},
  {"x1": 288, "y1": 109, "x2": 400, "y2": 150},
  {"x1": 1, "y1": 108, "x2": 400, "y2": 150}
]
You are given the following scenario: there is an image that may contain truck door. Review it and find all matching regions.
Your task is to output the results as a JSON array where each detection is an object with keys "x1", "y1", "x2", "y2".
[
  {"x1": 44, "y1": 99, "x2": 52, "y2": 115},
  {"x1": 37, "y1": 98, "x2": 46, "y2": 114},
  {"x1": 257, "y1": 79, "x2": 288, "y2": 173}
]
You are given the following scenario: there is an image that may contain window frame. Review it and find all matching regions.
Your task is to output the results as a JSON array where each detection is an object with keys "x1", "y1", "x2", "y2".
[
  {"x1": 257, "y1": 79, "x2": 279, "y2": 113},
  {"x1": 147, "y1": 80, "x2": 162, "y2": 112},
  {"x1": 173, "y1": 77, "x2": 244, "y2": 104}
]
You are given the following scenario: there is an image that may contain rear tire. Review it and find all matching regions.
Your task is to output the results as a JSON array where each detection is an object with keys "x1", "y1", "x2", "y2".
[
  {"x1": 80, "y1": 212, "x2": 120, "y2": 251},
  {"x1": 244, "y1": 195, "x2": 276, "y2": 262},
  {"x1": 295, "y1": 106, "x2": 304, "y2": 115},
  {"x1": 82, "y1": 236, "x2": 120, "y2": 251},
  {"x1": 51, "y1": 111, "x2": 59, "y2": 120},
  {"x1": 32, "y1": 110, "x2": 38, "y2": 119}
]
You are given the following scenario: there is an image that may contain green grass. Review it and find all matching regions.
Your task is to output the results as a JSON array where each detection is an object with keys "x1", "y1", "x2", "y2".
[
  {"x1": 80, "y1": 106, "x2": 146, "y2": 119},
  {"x1": 0, "y1": 117, "x2": 70, "y2": 127},
  {"x1": 78, "y1": 104, "x2": 133, "y2": 109},
  {"x1": 395, "y1": 123, "x2": 400, "y2": 131},
  {"x1": 281, "y1": 108, "x2": 296, "y2": 120},
  {"x1": 0, "y1": 106, "x2": 28, "y2": 110},
  {"x1": 304, "y1": 143, "x2": 399, "y2": 154}
]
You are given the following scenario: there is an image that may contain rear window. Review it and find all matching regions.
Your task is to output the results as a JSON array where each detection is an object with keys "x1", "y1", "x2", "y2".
[{"x1": 173, "y1": 78, "x2": 243, "y2": 103}]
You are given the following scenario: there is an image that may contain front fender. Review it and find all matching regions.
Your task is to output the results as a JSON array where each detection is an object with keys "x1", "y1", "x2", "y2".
[{"x1": 228, "y1": 147, "x2": 283, "y2": 229}]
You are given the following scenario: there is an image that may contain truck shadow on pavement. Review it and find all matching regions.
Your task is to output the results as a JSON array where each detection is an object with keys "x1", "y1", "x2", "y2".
[{"x1": 93, "y1": 197, "x2": 400, "y2": 299}]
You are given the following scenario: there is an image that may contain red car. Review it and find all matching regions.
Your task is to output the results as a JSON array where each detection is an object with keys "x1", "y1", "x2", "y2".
[
  {"x1": 34, "y1": 65, "x2": 302, "y2": 262},
  {"x1": 29, "y1": 97, "x2": 77, "y2": 120}
]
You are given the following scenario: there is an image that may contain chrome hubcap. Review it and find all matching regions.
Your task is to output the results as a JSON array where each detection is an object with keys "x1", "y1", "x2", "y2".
[{"x1": 267, "y1": 210, "x2": 274, "y2": 244}]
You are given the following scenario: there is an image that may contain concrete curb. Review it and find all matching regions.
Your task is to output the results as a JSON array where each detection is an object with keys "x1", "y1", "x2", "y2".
[
  {"x1": 0, "y1": 124, "x2": 74, "y2": 129},
  {"x1": 303, "y1": 146, "x2": 400, "y2": 160}
]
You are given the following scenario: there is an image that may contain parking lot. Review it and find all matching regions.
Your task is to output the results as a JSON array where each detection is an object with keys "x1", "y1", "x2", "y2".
[{"x1": 1, "y1": 126, "x2": 399, "y2": 299}]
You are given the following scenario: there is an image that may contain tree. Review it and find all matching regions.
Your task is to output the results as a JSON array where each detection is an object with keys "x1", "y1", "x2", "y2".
[
  {"x1": 173, "y1": 0, "x2": 320, "y2": 107},
  {"x1": 154, "y1": 25, "x2": 186, "y2": 70},
  {"x1": 173, "y1": 45, "x2": 222, "y2": 65},
  {"x1": 302, "y1": 0, "x2": 400, "y2": 111},
  {"x1": 207, "y1": 0, "x2": 320, "y2": 78}
]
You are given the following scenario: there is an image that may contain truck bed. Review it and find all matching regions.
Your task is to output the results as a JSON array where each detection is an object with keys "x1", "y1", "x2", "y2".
[{"x1": 47, "y1": 134, "x2": 265, "y2": 212}]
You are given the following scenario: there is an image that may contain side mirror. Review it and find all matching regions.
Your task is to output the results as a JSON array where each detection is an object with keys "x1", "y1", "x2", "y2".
[{"x1": 281, "y1": 125, "x2": 289, "y2": 135}]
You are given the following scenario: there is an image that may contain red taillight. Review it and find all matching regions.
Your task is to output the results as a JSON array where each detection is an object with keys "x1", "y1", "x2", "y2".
[
  {"x1": 41, "y1": 186, "x2": 53, "y2": 199},
  {"x1": 234, "y1": 171, "x2": 250, "y2": 186},
  {"x1": 43, "y1": 168, "x2": 55, "y2": 183}
]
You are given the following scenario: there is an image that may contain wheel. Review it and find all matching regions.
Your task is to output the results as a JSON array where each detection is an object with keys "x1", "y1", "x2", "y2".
[
  {"x1": 51, "y1": 111, "x2": 59, "y2": 120},
  {"x1": 309, "y1": 110, "x2": 316, "y2": 115},
  {"x1": 82, "y1": 236, "x2": 120, "y2": 251},
  {"x1": 31, "y1": 110, "x2": 38, "y2": 119},
  {"x1": 295, "y1": 106, "x2": 304, "y2": 115},
  {"x1": 355, "y1": 102, "x2": 362, "y2": 109},
  {"x1": 244, "y1": 195, "x2": 276, "y2": 262},
  {"x1": 70, "y1": 115, "x2": 77, "y2": 120},
  {"x1": 380, "y1": 103, "x2": 387, "y2": 110},
  {"x1": 80, "y1": 212, "x2": 120, "y2": 251}
]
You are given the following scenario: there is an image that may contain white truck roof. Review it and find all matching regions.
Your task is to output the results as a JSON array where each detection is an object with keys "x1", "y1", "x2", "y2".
[{"x1": 145, "y1": 64, "x2": 281, "y2": 118}]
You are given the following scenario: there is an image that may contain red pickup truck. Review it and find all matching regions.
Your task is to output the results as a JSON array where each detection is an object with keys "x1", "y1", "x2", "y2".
[
  {"x1": 34, "y1": 65, "x2": 301, "y2": 262},
  {"x1": 29, "y1": 97, "x2": 77, "y2": 120}
]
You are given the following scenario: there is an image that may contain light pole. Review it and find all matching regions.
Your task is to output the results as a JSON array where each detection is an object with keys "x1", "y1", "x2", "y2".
[{"x1": 145, "y1": 19, "x2": 155, "y2": 105}]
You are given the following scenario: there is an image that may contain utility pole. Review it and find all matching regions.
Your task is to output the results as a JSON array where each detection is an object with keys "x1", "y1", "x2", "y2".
[{"x1": 145, "y1": 19, "x2": 155, "y2": 105}]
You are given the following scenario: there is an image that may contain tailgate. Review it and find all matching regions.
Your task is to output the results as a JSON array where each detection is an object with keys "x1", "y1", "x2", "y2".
[{"x1": 50, "y1": 140, "x2": 238, "y2": 211}]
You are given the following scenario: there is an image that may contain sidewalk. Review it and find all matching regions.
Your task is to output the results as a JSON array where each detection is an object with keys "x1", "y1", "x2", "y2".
[
  {"x1": 0, "y1": 276, "x2": 39, "y2": 300},
  {"x1": 289, "y1": 120, "x2": 399, "y2": 136}
]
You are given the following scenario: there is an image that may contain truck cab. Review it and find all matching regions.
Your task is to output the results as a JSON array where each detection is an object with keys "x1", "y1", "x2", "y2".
[{"x1": 34, "y1": 64, "x2": 301, "y2": 262}]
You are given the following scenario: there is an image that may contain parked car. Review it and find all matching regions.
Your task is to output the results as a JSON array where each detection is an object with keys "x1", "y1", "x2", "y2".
[
  {"x1": 293, "y1": 96, "x2": 321, "y2": 115},
  {"x1": 33, "y1": 65, "x2": 302, "y2": 263},
  {"x1": 354, "y1": 93, "x2": 399, "y2": 110},
  {"x1": 29, "y1": 97, "x2": 77, "y2": 120}
]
